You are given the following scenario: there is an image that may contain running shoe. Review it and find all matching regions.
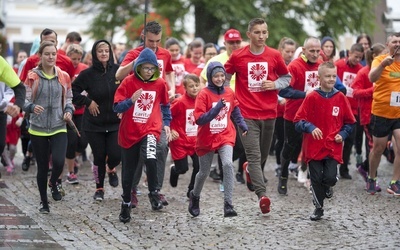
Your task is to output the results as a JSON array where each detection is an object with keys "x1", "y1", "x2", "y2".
[
  {"x1": 242, "y1": 162, "x2": 255, "y2": 192},
  {"x1": 387, "y1": 180, "x2": 400, "y2": 196},
  {"x1": 93, "y1": 188, "x2": 104, "y2": 201},
  {"x1": 259, "y1": 196, "x2": 271, "y2": 214}
]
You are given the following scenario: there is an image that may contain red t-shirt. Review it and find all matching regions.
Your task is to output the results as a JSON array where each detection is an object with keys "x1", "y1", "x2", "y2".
[
  {"x1": 171, "y1": 56, "x2": 186, "y2": 96},
  {"x1": 284, "y1": 57, "x2": 320, "y2": 121},
  {"x1": 224, "y1": 45, "x2": 289, "y2": 119},
  {"x1": 20, "y1": 51, "x2": 75, "y2": 82},
  {"x1": 294, "y1": 91, "x2": 356, "y2": 164},
  {"x1": 114, "y1": 74, "x2": 169, "y2": 149},
  {"x1": 194, "y1": 88, "x2": 238, "y2": 156},
  {"x1": 73, "y1": 63, "x2": 89, "y2": 116},
  {"x1": 121, "y1": 46, "x2": 173, "y2": 81},
  {"x1": 184, "y1": 57, "x2": 201, "y2": 74},
  {"x1": 352, "y1": 66, "x2": 373, "y2": 125},
  {"x1": 335, "y1": 59, "x2": 363, "y2": 115},
  {"x1": 169, "y1": 93, "x2": 197, "y2": 160}
]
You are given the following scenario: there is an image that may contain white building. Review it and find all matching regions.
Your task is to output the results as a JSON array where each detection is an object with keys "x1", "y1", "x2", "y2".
[{"x1": 0, "y1": 0, "x2": 93, "y2": 63}]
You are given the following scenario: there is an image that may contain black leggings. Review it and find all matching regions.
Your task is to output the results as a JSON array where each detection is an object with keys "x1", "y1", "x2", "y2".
[
  {"x1": 174, "y1": 154, "x2": 200, "y2": 191},
  {"x1": 30, "y1": 133, "x2": 67, "y2": 203},
  {"x1": 309, "y1": 158, "x2": 338, "y2": 208},
  {"x1": 121, "y1": 134, "x2": 158, "y2": 203},
  {"x1": 85, "y1": 130, "x2": 121, "y2": 189}
]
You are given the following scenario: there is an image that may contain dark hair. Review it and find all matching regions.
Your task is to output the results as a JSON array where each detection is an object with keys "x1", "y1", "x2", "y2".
[
  {"x1": 182, "y1": 74, "x2": 200, "y2": 87},
  {"x1": 248, "y1": 18, "x2": 266, "y2": 32},
  {"x1": 356, "y1": 33, "x2": 372, "y2": 47},
  {"x1": 66, "y1": 31, "x2": 82, "y2": 43},
  {"x1": 203, "y1": 43, "x2": 218, "y2": 55},
  {"x1": 350, "y1": 43, "x2": 364, "y2": 53},
  {"x1": 144, "y1": 21, "x2": 162, "y2": 35},
  {"x1": 37, "y1": 41, "x2": 57, "y2": 70},
  {"x1": 339, "y1": 50, "x2": 349, "y2": 59},
  {"x1": 365, "y1": 43, "x2": 385, "y2": 67},
  {"x1": 40, "y1": 28, "x2": 57, "y2": 42},
  {"x1": 165, "y1": 37, "x2": 180, "y2": 49}
]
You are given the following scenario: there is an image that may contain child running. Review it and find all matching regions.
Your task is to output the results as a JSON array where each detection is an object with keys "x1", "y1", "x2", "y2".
[
  {"x1": 294, "y1": 62, "x2": 355, "y2": 221},
  {"x1": 188, "y1": 61, "x2": 248, "y2": 218},
  {"x1": 169, "y1": 74, "x2": 201, "y2": 198},
  {"x1": 114, "y1": 48, "x2": 172, "y2": 223}
]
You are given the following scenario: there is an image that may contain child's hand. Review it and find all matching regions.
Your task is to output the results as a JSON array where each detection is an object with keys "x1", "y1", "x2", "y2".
[
  {"x1": 131, "y1": 88, "x2": 143, "y2": 103},
  {"x1": 334, "y1": 134, "x2": 343, "y2": 143},
  {"x1": 221, "y1": 98, "x2": 226, "y2": 106},
  {"x1": 242, "y1": 130, "x2": 248, "y2": 136},
  {"x1": 164, "y1": 126, "x2": 172, "y2": 142},
  {"x1": 15, "y1": 117, "x2": 23, "y2": 127},
  {"x1": 311, "y1": 128, "x2": 323, "y2": 140},
  {"x1": 171, "y1": 129, "x2": 179, "y2": 141},
  {"x1": 33, "y1": 105, "x2": 44, "y2": 115}
]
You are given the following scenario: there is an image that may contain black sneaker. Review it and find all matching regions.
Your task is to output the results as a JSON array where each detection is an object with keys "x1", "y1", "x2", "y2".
[
  {"x1": 340, "y1": 172, "x2": 352, "y2": 180},
  {"x1": 325, "y1": 186, "x2": 333, "y2": 199},
  {"x1": 49, "y1": 184, "x2": 62, "y2": 201},
  {"x1": 188, "y1": 190, "x2": 200, "y2": 217},
  {"x1": 119, "y1": 203, "x2": 131, "y2": 223},
  {"x1": 93, "y1": 188, "x2": 104, "y2": 201},
  {"x1": 148, "y1": 191, "x2": 163, "y2": 210},
  {"x1": 235, "y1": 172, "x2": 245, "y2": 184},
  {"x1": 39, "y1": 202, "x2": 50, "y2": 214},
  {"x1": 169, "y1": 165, "x2": 179, "y2": 187},
  {"x1": 108, "y1": 170, "x2": 119, "y2": 187},
  {"x1": 224, "y1": 201, "x2": 237, "y2": 217},
  {"x1": 310, "y1": 207, "x2": 324, "y2": 221},
  {"x1": 277, "y1": 176, "x2": 288, "y2": 195},
  {"x1": 209, "y1": 169, "x2": 221, "y2": 181},
  {"x1": 21, "y1": 156, "x2": 31, "y2": 171}
]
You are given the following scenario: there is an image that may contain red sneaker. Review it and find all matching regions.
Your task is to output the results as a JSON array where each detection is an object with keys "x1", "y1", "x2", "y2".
[
  {"x1": 259, "y1": 196, "x2": 271, "y2": 214},
  {"x1": 243, "y1": 162, "x2": 255, "y2": 191}
]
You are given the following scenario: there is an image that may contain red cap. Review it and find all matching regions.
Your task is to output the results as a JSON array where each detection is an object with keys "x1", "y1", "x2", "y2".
[{"x1": 224, "y1": 29, "x2": 242, "y2": 42}]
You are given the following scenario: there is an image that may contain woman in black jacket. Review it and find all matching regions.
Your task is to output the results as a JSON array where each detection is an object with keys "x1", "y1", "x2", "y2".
[{"x1": 72, "y1": 40, "x2": 121, "y2": 201}]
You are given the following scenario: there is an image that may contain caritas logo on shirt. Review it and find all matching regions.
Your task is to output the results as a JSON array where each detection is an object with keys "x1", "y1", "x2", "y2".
[
  {"x1": 186, "y1": 109, "x2": 198, "y2": 136},
  {"x1": 210, "y1": 102, "x2": 230, "y2": 134},
  {"x1": 133, "y1": 90, "x2": 156, "y2": 123},
  {"x1": 247, "y1": 62, "x2": 268, "y2": 92}
]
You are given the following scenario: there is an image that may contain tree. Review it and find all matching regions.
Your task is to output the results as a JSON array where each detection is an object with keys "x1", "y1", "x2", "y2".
[{"x1": 52, "y1": 0, "x2": 379, "y2": 48}]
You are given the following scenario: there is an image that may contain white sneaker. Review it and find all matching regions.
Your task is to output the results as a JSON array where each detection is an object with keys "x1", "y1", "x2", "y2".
[{"x1": 297, "y1": 168, "x2": 308, "y2": 183}]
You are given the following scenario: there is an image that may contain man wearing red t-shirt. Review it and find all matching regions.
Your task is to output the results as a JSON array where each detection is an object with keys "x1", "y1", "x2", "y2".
[
  {"x1": 277, "y1": 37, "x2": 322, "y2": 195},
  {"x1": 115, "y1": 21, "x2": 175, "y2": 206},
  {"x1": 116, "y1": 21, "x2": 175, "y2": 99},
  {"x1": 224, "y1": 18, "x2": 291, "y2": 214},
  {"x1": 19, "y1": 28, "x2": 75, "y2": 82},
  {"x1": 335, "y1": 43, "x2": 364, "y2": 180}
]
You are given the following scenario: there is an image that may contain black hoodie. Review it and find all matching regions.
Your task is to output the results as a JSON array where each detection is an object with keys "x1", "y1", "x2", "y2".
[{"x1": 72, "y1": 40, "x2": 121, "y2": 132}]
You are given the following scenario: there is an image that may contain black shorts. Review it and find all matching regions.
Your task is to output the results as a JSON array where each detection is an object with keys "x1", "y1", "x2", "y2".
[{"x1": 370, "y1": 114, "x2": 400, "y2": 137}]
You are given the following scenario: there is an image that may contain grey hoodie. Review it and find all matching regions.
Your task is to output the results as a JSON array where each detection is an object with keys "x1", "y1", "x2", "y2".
[{"x1": 24, "y1": 67, "x2": 74, "y2": 134}]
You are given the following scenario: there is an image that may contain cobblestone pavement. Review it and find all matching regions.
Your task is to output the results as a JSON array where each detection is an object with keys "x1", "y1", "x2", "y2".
[{"x1": 0, "y1": 148, "x2": 400, "y2": 250}]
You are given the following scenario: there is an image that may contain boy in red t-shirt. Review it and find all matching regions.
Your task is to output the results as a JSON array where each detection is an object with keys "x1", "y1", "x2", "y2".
[
  {"x1": 169, "y1": 74, "x2": 201, "y2": 198},
  {"x1": 114, "y1": 48, "x2": 172, "y2": 223},
  {"x1": 294, "y1": 62, "x2": 355, "y2": 221}
]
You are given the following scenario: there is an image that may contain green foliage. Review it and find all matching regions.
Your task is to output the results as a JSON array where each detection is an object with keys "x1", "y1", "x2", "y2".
[{"x1": 52, "y1": 0, "x2": 379, "y2": 49}]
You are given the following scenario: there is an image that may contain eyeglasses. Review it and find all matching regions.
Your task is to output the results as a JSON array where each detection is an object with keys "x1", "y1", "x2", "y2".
[
  {"x1": 205, "y1": 53, "x2": 217, "y2": 56},
  {"x1": 142, "y1": 66, "x2": 157, "y2": 73}
]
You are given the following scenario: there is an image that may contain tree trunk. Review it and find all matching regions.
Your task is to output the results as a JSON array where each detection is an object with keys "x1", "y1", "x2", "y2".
[{"x1": 193, "y1": 2, "x2": 222, "y2": 44}]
